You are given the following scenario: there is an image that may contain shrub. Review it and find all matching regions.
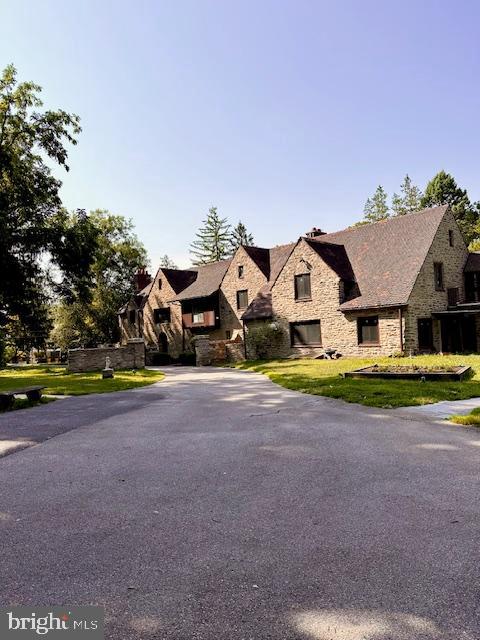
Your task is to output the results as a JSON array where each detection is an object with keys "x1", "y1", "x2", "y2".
[
  {"x1": 246, "y1": 322, "x2": 285, "y2": 359},
  {"x1": 178, "y1": 351, "x2": 196, "y2": 366},
  {"x1": 148, "y1": 352, "x2": 172, "y2": 366}
]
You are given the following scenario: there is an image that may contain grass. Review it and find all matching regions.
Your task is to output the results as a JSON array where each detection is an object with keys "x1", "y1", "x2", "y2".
[
  {"x1": 233, "y1": 354, "x2": 480, "y2": 408},
  {"x1": 450, "y1": 407, "x2": 480, "y2": 426},
  {"x1": 0, "y1": 365, "x2": 165, "y2": 411}
]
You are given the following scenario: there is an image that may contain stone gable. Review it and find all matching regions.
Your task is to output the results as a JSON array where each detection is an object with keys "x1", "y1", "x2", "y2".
[{"x1": 218, "y1": 246, "x2": 268, "y2": 340}]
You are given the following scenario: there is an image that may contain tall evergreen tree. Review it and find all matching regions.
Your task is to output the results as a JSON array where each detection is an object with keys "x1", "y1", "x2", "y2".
[
  {"x1": 363, "y1": 186, "x2": 389, "y2": 223},
  {"x1": 189, "y1": 207, "x2": 232, "y2": 264},
  {"x1": 420, "y1": 170, "x2": 478, "y2": 243},
  {"x1": 230, "y1": 221, "x2": 254, "y2": 251},
  {"x1": 391, "y1": 175, "x2": 423, "y2": 216},
  {"x1": 159, "y1": 254, "x2": 178, "y2": 269}
]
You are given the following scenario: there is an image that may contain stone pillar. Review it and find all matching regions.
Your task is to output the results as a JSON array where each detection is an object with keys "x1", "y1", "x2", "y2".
[
  {"x1": 194, "y1": 335, "x2": 211, "y2": 366},
  {"x1": 127, "y1": 338, "x2": 145, "y2": 369}
]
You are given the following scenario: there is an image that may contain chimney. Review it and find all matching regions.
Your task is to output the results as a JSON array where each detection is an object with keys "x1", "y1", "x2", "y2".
[
  {"x1": 305, "y1": 227, "x2": 326, "y2": 238},
  {"x1": 134, "y1": 267, "x2": 152, "y2": 292}
]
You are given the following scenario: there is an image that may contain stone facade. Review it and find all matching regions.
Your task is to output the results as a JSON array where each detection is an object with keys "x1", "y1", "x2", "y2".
[
  {"x1": 194, "y1": 335, "x2": 245, "y2": 366},
  {"x1": 119, "y1": 207, "x2": 477, "y2": 361},
  {"x1": 218, "y1": 246, "x2": 268, "y2": 340},
  {"x1": 141, "y1": 269, "x2": 184, "y2": 358},
  {"x1": 269, "y1": 239, "x2": 404, "y2": 357},
  {"x1": 68, "y1": 338, "x2": 145, "y2": 373},
  {"x1": 403, "y1": 210, "x2": 469, "y2": 352}
]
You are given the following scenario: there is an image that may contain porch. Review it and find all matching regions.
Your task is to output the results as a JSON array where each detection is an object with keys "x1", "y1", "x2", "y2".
[{"x1": 433, "y1": 304, "x2": 480, "y2": 353}]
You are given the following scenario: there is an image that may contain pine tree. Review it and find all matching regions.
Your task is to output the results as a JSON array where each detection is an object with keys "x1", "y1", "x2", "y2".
[
  {"x1": 230, "y1": 221, "x2": 254, "y2": 252},
  {"x1": 363, "y1": 186, "x2": 389, "y2": 223},
  {"x1": 420, "y1": 170, "x2": 478, "y2": 243},
  {"x1": 189, "y1": 207, "x2": 232, "y2": 265},
  {"x1": 159, "y1": 254, "x2": 178, "y2": 269},
  {"x1": 391, "y1": 175, "x2": 423, "y2": 216}
]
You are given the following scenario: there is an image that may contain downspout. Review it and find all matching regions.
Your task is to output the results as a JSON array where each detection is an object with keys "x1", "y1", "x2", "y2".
[
  {"x1": 242, "y1": 320, "x2": 247, "y2": 359},
  {"x1": 398, "y1": 307, "x2": 403, "y2": 352}
]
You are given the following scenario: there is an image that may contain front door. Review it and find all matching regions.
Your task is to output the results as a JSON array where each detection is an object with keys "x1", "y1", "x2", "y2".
[{"x1": 418, "y1": 318, "x2": 433, "y2": 351}]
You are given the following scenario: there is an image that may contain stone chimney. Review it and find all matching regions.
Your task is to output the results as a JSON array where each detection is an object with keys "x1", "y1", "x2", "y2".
[
  {"x1": 305, "y1": 227, "x2": 326, "y2": 238},
  {"x1": 134, "y1": 267, "x2": 152, "y2": 292}
]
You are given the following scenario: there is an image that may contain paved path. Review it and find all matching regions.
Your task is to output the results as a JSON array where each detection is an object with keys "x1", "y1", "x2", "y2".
[
  {"x1": 394, "y1": 396, "x2": 480, "y2": 423},
  {"x1": 0, "y1": 367, "x2": 479, "y2": 639}
]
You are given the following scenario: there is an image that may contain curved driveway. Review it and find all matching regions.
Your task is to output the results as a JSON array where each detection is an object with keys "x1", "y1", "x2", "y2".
[{"x1": 0, "y1": 366, "x2": 479, "y2": 639}]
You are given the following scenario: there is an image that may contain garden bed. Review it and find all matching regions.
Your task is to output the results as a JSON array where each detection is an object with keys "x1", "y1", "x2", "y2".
[{"x1": 343, "y1": 364, "x2": 471, "y2": 381}]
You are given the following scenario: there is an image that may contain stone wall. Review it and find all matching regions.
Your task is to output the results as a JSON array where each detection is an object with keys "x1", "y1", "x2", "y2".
[
  {"x1": 219, "y1": 246, "x2": 268, "y2": 340},
  {"x1": 403, "y1": 210, "x2": 469, "y2": 352},
  {"x1": 68, "y1": 339, "x2": 145, "y2": 373},
  {"x1": 194, "y1": 335, "x2": 245, "y2": 365},
  {"x1": 270, "y1": 239, "x2": 403, "y2": 357}
]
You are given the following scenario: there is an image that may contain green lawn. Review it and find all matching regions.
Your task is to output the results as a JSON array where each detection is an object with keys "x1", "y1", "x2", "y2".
[
  {"x1": 450, "y1": 407, "x2": 480, "y2": 426},
  {"x1": 234, "y1": 354, "x2": 480, "y2": 408},
  {"x1": 0, "y1": 366, "x2": 165, "y2": 410}
]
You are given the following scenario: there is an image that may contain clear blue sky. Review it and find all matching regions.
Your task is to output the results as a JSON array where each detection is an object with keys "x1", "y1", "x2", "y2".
[{"x1": 1, "y1": 0, "x2": 479, "y2": 268}]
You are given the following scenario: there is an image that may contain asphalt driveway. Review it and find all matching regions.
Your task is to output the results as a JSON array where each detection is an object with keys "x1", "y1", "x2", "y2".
[{"x1": 0, "y1": 366, "x2": 479, "y2": 639}]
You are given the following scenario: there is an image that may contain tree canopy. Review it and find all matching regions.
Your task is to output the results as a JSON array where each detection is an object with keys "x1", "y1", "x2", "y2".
[
  {"x1": 0, "y1": 64, "x2": 94, "y2": 362},
  {"x1": 189, "y1": 207, "x2": 232, "y2": 264},
  {"x1": 230, "y1": 221, "x2": 254, "y2": 251}
]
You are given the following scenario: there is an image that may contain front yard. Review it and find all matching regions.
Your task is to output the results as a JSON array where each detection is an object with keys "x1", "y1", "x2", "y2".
[
  {"x1": 0, "y1": 366, "x2": 165, "y2": 410},
  {"x1": 234, "y1": 354, "x2": 480, "y2": 408}
]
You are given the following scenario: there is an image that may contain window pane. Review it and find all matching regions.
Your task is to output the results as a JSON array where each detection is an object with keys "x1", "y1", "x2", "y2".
[
  {"x1": 291, "y1": 321, "x2": 321, "y2": 346},
  {"x1": 358, "y1": 316, "x2": 379, "y2": 344},
  {"x1": 295, "y1": 273, "x2": 311, "y2": 299},
  {"x1": 237, "y1": 290, "x2": 248, "y2": 309},
  {"x1": 192, "y1": 309, "x2": 204, "y2": 323}
]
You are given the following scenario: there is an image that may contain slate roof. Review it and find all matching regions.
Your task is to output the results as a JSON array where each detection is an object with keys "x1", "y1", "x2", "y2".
[
  {"x1": 241, "y1": 243, "x2": 295, "y2": 320},
  {"x1": 310, "y1": 205, "x2": 449, "y2": 311},
  {"x1": 464, "y1": 253, "x2": 480, "y2": 272},
  {"x1": 161, "y1": 268, "x2": 197, "y2": 294},
  {"x1": 304, "y1": 239, "x2": 355, "y2": 282},
  {"x1": 171, "y1": 259, "x2": 232, "y2": 302}
]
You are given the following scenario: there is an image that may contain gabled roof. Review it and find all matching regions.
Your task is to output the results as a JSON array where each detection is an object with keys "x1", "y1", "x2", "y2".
[
  {"x1": 171, "y1": 259, "x2": 232, "y2": 302},
  {"x1": 310, "y1": 205, "x2": 449, "y2": 311},
  {"x1": 241, "y1": 243, "x2": 295, "y2": 321},
  {"x1": 242, "y1": 246, "x2": 271, "y2": 278},
  {"x1": 304, "y1": 238, "x2": 355, "y2": 282},
  {"x1": 161, "y1": 268, "x2": 197, "y2": 294}
]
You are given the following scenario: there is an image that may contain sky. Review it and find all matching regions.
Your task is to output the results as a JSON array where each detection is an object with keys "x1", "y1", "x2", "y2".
[{"x1": 1, "y1": 0, "x2": 479, "y2": 268}]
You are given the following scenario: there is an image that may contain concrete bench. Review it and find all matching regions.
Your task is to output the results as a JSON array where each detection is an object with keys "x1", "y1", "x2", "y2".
[{"x1": 0, "y1": 386, "x2": 46, "y2": 410}]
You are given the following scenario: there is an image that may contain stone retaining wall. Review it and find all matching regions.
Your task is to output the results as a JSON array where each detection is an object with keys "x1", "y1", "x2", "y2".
[
  {"x1": 68, "y1": 339, "x2": 145, "y2": 373},
  {"x1": 194, "y1": 335, "x2": 245, "y2": 366}
]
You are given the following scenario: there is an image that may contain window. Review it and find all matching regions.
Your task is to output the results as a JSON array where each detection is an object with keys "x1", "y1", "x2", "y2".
[
  {"x1": 290, "y1": 320, "x2": 322, "y2": 347},
  {"x1": 226, "y1": 330, "x2": 231, "y2": 340},
  {"x1": 434, "y1": 262, "x2": 444, "y2": 291},
  {"x1": 238, "y1": 265, "x2": 244, "y2": 279},
  {"x1": 294, "y1": 273, "x2": 311, "y2": 300},
  {"x1": 158, "y1": 278, "x2": 162, "y2": 289},
  {"x1": 357, "y1": 316, "x2": 379, "y2": 345},
  {"x1": 449, "y1": 230, "x2": 454, "y2": 247},
  {"x1": 154, "y1": 307, "x2": 171, "y2": 324},
  {"x1": 236, "y1": 289, "x2": 248, "y2": 309},
  {"x1": 418, "y1": 318, "x2": 433, "y2": 350},
  {"x1": 129, "y1": 309, "x2": 136, "y2": 324},
  {"x1": 192, "y1": 307, "x2": 204, "y2": 324}
]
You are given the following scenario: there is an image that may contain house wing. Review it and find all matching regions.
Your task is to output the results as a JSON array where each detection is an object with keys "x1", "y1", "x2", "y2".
[{"x1": 308, "y1": 205, "x2": 449, "y2": 311}]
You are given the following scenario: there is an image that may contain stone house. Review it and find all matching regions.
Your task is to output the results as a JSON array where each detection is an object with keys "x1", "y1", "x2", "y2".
[{"x1": 120, "y1": 205, "x2": 480, "y2": 359}]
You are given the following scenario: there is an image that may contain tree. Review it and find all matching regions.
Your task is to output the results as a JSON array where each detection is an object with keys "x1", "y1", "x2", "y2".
[
  {"x1": 0, "y1": 64, "x2": 87, "y2": 363},
  {"x1": 420, "y1": 170, "x2": 478, "y2": 243},
  {"x1": 363, "y1": 186, "x2": 389, "y2": 223},
  {"x1": 159, "y1": 254, "x2": 178, "y2": 269},
  {"x1": 189, "y1": 206, "x2": 232, "y2": 264},
  {"x1": 51, "y1": 210, "x2": 148, "y2": 347},
  {"x1": 230, "y1": 221, "x2": 254, "y2": 251},
  {"x1": 391, "y1": 175, "x2": 423, "y2": 216}
]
